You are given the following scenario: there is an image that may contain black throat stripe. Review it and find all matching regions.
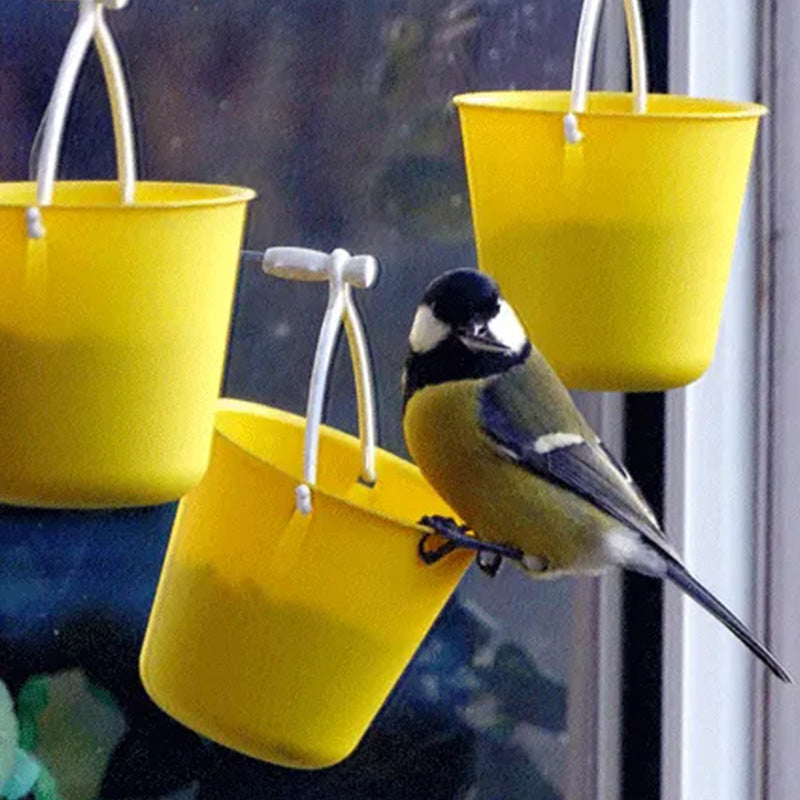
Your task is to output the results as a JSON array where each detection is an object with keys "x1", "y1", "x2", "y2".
[{"x1": 403, "y1": 340, "x2": 531, "y2": 408}]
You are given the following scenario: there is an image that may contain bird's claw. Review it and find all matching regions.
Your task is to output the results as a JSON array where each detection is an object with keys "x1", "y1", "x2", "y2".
[
  {"x1": 417, "y1": 515, "x2": 524, "y2": 577},
  {"x1": 475, "y1": 550, "x2": 504, "y2": 577}
]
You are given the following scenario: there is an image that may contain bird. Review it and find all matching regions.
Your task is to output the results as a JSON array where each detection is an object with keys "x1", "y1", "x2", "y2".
[{"x1": 402, "y1": 268, "x2": 792, "y2": 683}]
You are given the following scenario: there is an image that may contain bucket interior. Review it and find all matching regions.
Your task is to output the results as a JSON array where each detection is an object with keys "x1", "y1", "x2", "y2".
[
  {"x1": 214, "y1": 398, "x2": 447, "y2": 528},
  {"x1": 0, "y1": 180, "x2": 256, "y2": 208},
  {"x1": 453, "y1": 90, "x2": 767, "y2": 119}
]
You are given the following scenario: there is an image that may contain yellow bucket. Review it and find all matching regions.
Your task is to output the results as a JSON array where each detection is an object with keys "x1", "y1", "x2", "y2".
[
  {"x1": 454, "y1": 0, "x2": 766, "y2": 390},
  {"x1": 140, "y1": 249, "x2": 471, "y2": 769},
  {"x1": 0, "y1": 181, "x2": 254, "y2": 507},
  {"x1": 0, "y1": 2, "x2": 255, "y2": 506},
  {"x1": 140, "y1": 401, "x2": 469, "y2": 769}
]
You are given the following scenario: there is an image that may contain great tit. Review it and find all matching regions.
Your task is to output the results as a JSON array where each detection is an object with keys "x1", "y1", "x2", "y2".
[{"x1": 402, "y1": 268, "x2": 792, "y2": 683}]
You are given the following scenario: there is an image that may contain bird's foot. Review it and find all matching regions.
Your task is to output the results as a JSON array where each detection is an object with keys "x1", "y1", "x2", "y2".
[{"x1": 417, "y1": 515, "x2": 524, "y2": 577}]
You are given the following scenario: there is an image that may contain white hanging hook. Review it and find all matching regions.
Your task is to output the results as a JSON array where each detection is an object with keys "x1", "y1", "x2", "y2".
[
  {"x1": 261, "y1": 247, "x2": 379, "y2": 515},
  {"x1": 28, "y1": 0, "x2": 136, "y2": 239},
  {"x1": 564, "y1": 0, "x2": 648, "y2": 144}
]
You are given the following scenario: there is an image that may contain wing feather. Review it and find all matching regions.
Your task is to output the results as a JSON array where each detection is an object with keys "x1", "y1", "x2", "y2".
[{"x1": 479, "y1": 364, "x2": 663, "y2": 542}]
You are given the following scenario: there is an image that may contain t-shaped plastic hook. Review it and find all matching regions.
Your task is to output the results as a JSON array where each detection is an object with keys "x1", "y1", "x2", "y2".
[
  {"x1": 263, "y1": 247, "x2": 378, "y2": 290},
  {"x1": 49, "y1": 0, "x2": 130, "y2": 9},
  {"x1": 261, "y1": 247, "x2": 379, "y2": 514}
]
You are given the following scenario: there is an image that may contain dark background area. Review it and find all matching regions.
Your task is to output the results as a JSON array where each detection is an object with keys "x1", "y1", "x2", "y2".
[
  {"x1": 0, "y1": 2, "x2": 607, "y2": 798},
  {"x1": 621, "y1": 4, "x2": 669, "y2": 799}
]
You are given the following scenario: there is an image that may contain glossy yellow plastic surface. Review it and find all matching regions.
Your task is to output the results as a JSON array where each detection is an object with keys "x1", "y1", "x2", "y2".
[
  {"x1": 0, "y1": 181, "x2": 254, "y2": 507},
  {"x1": 140, "y1": 399, "x2": 471, "y2": 769},
  {"x1": 454, "y1": 91, "x2": 766, "y2": 390}
]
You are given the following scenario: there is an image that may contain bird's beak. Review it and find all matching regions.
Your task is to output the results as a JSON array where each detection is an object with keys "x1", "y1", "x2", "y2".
[{"x1": 458, "y1": 323, "x2": 511, "y2": 354}]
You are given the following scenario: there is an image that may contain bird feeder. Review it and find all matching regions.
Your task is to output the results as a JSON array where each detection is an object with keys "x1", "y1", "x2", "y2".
[
  {"x1": 454, "y1": 0, "x2": 766, "y2": 391},
  {"x1": 0, "y1": 0, "x2": 254, "y2": 507},
  {"x1": 140, "y1": 248, "x2": 471, "y2": 769}
]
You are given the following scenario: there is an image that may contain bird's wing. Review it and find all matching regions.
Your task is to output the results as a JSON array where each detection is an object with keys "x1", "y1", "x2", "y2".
[
  {"x1": 479, "y1": 361, "x2": 794, "y2": 684},
  {"x1": 479, "y1": 363, "x2": 663, "y2": 542}
]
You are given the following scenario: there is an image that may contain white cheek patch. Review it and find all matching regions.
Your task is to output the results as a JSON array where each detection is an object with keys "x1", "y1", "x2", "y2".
[
  {"x1": 409, "y1": 304, "x2": 450, "y2": 353},
  {"x1": 533, "y1": 432, "x2": 585, "y2": 454},
  {"x1": 488, "y1": 300, "x2": 528, "y2": 353}
]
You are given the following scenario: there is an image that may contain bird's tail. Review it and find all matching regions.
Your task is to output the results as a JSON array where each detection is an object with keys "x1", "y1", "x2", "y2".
[{"x1": 665, "y1": 559, "x2": 793, "y2": 684}]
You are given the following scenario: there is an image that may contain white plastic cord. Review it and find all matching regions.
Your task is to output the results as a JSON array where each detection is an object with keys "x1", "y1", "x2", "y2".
[
  {"x1": 623, "y1": 0, "x2": 648, "y2": 115},
  {"x1": 569, "y1": 0, "x2": 606, "y2": 119},
  {"x1": 565, "y1": 0, "x2": 648, "y2": 143},
  {"x1": 295, "y1": 484, "x2": 313, "y2": 516},
  {"x1": 28, "y1": 0, "x2": 136, "y2": 237},
  {"x1": 261, "y1": 247, "x2": 379, "y2": 514},
  {"x1": 302, "y1": 256, "x2": 348, "y2": 508},
  {"x1": 25, "y1": 208, "x2": 45, "y2": 240},
  {"x1": 95, "y1": 4, "x2": 136, "y2": 203},
  {"x1": 343, "y1": 286, "x2": 377, "y2": 486},
  {"x1": 34, "y1": 0, "x2": 96, "y2": 208}
]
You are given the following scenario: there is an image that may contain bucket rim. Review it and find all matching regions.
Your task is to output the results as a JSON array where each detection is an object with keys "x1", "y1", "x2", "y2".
[
  {"x1": 452, "y1": 90, "x2": 768, "y2": 121},
  {"x1": 0, "y1": 180, "x2": 256, "y2": 210},
  {"x1": 212, "y1": 398, "x2": 449, "y2": 535}
]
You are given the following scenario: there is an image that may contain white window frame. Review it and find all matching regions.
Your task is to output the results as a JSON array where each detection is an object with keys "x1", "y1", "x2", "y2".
[
  {"x1": 761, "y1": 3, "x2": 800, "y2": 799},
  {"x1": 664, "y1": 3, "x2": 767, "y2": 800}
]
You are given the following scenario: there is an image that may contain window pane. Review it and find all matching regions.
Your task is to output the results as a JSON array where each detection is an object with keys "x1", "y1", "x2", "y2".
[{"x1": 0, "y1": 2, "x2": 581, "y2": 797}]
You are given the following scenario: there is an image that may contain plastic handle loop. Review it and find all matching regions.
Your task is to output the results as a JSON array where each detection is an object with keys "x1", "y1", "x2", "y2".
[
  {"x1": 28, "y1": 0, "x2": 136, "y2": 239},
  {"x1": 261, "y1": 247, "x2": 379, "y2": 515},
  {"x1": 564, "y1": 0, "x2": 648, "y2": 143}
]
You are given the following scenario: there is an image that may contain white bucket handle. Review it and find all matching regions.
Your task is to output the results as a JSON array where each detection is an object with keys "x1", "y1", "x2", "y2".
[
  {"x1": 27, "y1": 0, "x2": 136, "y2": 239},
  {"x1": 260, "y1": 247, "x2": 379, "y2": 515},
  {"x1": 563, "y1": 0, "x2": 648, "y2": 143}
]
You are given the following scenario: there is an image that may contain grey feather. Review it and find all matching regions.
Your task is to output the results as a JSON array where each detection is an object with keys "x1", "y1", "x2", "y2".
[
  {"x1": 480, "y1": 364, "x2": 666, "y2": 547},
  {"x1": 479, "y1": 361, "x2": 792, "y2": 683},
  {"x1": 666, "y1": 559, "x2": 793, "y2": 683}
]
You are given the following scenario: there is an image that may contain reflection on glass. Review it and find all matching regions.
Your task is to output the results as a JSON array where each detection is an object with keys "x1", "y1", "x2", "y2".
[{"x1": 0, "y1": 2, "x2": 581, "y2": 797}]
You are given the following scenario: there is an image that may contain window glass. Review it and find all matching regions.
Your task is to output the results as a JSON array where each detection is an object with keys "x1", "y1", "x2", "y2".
[{"x1": 0, "y1": 2, "x2": 580, "y2": 797}]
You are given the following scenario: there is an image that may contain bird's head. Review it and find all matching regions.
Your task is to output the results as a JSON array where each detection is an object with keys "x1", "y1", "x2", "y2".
[{"x1": 403, "y1": 269, "x2": 530, "y2": 404}]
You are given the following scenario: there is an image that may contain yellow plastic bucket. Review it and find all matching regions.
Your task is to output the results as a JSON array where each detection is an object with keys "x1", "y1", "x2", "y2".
[
  {"x1": 0, "y1": 2, "x2": 255, "y2": 506},
  {"x1": 454, "y1": 0, "x2": 766, "y2": 390},
  {"x1": 140, "y1": 401, "x2": 469, "y2": 769},
  {"x1": 140, "y1": 249, "x2": 471, "y2": 769},
  {"x1": 0, "y1": 181, "x2": 254, "y2": 507}
]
